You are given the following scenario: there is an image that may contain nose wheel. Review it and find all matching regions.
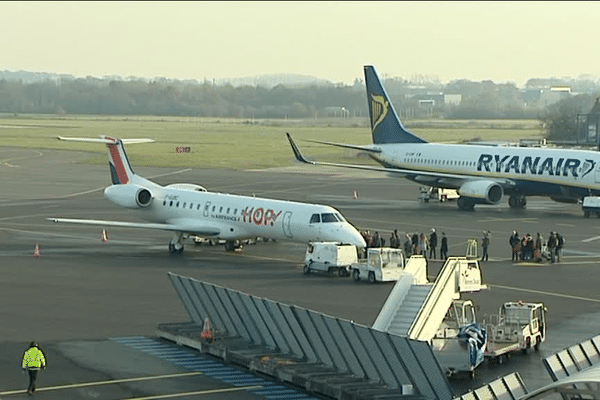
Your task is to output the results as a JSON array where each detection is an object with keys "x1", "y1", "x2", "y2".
[{"x1": 168, "y1": 233, "x2": 185, "y2": 254}]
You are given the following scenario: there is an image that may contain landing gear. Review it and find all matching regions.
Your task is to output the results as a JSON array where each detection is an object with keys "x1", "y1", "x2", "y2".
[
  {"x1": 457, "y1": 197, "x2": 476, "y2": 211},
  {"x1": 168, "y1": 232, "x2": 185, "y2": 254},
  {"x1": 224, "y1": 240, "x2": 241, "y2": 252},
  {"x1": 508, "y1": 195, "x2": 526, "y2": 209}
]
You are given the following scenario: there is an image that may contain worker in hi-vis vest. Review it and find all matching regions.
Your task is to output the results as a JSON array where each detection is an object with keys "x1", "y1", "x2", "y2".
[{"x1": 22, "y1": 341, "x2": 46, "y2": 395}]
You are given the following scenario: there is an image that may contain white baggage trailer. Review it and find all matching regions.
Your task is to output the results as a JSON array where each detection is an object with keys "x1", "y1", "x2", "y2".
[
  {"x1": 351, "y1": 247, "x2": 406, "y2": 283},
  {"x1": 303, "y1": 242, "x2": 358, "y2": 277}
]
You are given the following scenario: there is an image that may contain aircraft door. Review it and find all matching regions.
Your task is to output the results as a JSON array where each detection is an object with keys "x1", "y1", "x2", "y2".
[
  {"x1": 203, "y1": 201, "x2": 211, "y2": 218},
  {"x1": 282, "y1": 211, "x2": 293, "y2": 238}
]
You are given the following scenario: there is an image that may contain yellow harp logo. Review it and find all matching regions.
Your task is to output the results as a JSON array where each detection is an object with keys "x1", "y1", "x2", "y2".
[{"x1": 371, "y1": 94, "x2": 388, "y2": 130}]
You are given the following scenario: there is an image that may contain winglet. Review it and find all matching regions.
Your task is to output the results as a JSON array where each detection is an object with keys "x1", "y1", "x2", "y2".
[{"x1": 286, "y1": 133, "x2": 315, "y2": 164}]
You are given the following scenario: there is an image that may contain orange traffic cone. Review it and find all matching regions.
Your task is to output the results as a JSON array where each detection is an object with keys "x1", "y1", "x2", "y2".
[
  {"x1": 353, "y1": 190, "x2": 358, "y2": 199},
  {"x1": 200, "y1": 316, "x2": 213, "y2": 342},
  {"x1": 101, "y1": 229, "x2": 108, "y2": 243},
  {"x1": 33, "y1": 243, "x2": 41, "y2": 258}
]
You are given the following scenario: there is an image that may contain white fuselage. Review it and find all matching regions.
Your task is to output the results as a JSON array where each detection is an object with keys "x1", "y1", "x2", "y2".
[
  {"x1": 371, "y1": 142, "x2": 600, "y2": 199},
  {"x1": 105, "y1": 179, "x2": 365, "y2": 246}
]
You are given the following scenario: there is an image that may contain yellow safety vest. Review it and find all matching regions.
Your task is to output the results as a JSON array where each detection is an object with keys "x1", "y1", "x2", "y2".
[{"x1": 22, "y1": 347, "x2": 46, "y2": 369}]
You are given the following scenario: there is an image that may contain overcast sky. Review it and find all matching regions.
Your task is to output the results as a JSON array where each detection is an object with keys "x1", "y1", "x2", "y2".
[{"x1": 2, "y1": 1, "x2": 598, "y2": 86}]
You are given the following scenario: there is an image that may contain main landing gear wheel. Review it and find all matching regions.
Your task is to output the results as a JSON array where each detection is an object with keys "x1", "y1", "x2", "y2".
[
  {"x1": 457, "y1": 197, "x2": 475, "y2": 211},
  {"x1": 508, "y1": 195, "x2": 527, "y2": 209},
  {"x1": 224, "y1": 240, "x2": 240, "y2": 252}
]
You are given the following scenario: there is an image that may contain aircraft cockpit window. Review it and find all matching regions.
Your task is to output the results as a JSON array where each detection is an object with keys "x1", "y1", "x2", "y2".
[
  {"x1": 335, "y1": 213, "x2": 345, "y2": 222},
  {"x1": 310, "y1": 214, "x2": 320, "y2": 223},
  {"x1": 321, "y1": 213, "x2": 338, "y2": 223}
]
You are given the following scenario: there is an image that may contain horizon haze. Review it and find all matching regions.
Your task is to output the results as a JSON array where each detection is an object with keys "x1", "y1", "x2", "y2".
[{"x1": 1, "y1": 2, "x2": 599, "y2": 86}]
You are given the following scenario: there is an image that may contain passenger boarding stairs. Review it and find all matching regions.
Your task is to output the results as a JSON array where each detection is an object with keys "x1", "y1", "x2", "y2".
[{"x1": 373, "y1": 256, "x2": 486, "y2": 341}]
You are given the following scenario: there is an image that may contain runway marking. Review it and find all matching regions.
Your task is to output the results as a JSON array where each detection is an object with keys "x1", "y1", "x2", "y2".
[
  {"x1": 479, "y1": 218, "x2": 538, "y2": 223},
  {"x1": 0, "y1": 150, "x2": 44, "y2": 167},
  {"x1": 0, "y1": 371, "x2": 203, "y2": 396},
  {"x1": 122, "y1": 385, "x2": 263, "y2": 400},
  {"x1": 582, "y1": 235, "x2": 600, "y2": 243},
  {"x1": 490, "y1": 284, "x2": 600, "y2": 303},
  {"x1": 556, "y1": 223, "x2": 576, "y2": 228}
]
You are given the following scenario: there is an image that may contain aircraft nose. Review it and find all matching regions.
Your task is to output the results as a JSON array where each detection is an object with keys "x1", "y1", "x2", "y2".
[{"x1": 338, "y1": 225, "x2": 366, "y2": 247}]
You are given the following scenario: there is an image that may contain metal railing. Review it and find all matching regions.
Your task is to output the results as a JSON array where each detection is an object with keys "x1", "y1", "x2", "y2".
[{"x1": 166, "y1": 272, "x2": 453, "y2": 399}]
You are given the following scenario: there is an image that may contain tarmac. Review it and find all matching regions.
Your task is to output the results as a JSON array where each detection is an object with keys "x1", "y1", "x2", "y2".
[{"x1": 1, "y1": 146, "x2": 600, "y2": 399}]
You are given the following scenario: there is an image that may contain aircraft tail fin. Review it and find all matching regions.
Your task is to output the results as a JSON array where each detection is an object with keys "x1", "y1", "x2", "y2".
[
  {"x1": 58, "y1": 136, "x2": 154, "y2": 185},
  {"x1": 364, "y1": 65, "x2": 427, "y2": 144}
]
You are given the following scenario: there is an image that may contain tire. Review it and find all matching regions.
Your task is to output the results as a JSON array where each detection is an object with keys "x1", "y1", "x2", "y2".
[
  {"x1": 522, "y1": 337, "x2": 531, "y2": 354},
  {"x1": 303, "y1": 264, "x2": 310, "y2": 275},
  {"x1": 534, "y1": 336, "x2": 541, "y2": 351},
  {"x1": 368, "y1": 271, "x2": 376, "y2": 283},
  {"x1": 352, "y1": 269, "x2": 360, "y2": 281},
  {"x1": 338, "y1": 268, "x2": 347, "y2": 277}
]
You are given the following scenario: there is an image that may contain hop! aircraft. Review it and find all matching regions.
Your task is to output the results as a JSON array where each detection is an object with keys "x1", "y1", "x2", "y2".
[
  {"x1": 49, "y1": 136, "x2": 365, "y2": 252},
  {"x1": 287, "y1": 65, "x2": 600, "y2": 211}
]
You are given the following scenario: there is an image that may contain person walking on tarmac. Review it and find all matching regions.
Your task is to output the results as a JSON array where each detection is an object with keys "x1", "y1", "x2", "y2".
[
  {"x1": 22, "y1": 341, "x2": 46, "y2": 395},
  {"x1": 481, "y1": 231, "x2": 490, "y2": 261},
  {"x1": 429, "y1": 228, "x2": 437, "y2": 259},
  {"x1": 440, "y1": 232, "x2": 448, "y2": 260}
]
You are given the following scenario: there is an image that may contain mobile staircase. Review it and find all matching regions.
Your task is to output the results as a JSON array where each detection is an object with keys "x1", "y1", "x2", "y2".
[{"x1": 372, "y1": 256, "x2": 487, "y2": 341}]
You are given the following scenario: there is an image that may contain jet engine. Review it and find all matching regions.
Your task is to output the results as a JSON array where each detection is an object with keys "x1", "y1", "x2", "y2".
[
  {"x1": 458, "y1": 180, "x2": 503, "y2": 204},
  {"x1": 104, "y1": 184, "x2": 153, "y2": 209}
]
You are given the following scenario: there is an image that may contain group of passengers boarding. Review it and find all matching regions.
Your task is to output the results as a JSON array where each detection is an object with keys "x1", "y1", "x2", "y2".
[
  {"x1": 509, "y1": 231, "x2": 565, "y2": 263},
  {"x1": 361, "y1": 228, "x2": 450, "y2": 261}
]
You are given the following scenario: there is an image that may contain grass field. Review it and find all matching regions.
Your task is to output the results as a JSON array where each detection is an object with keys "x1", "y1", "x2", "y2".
[{"x1": 0, "y1": 114, "x2": 543, "y2": 170}]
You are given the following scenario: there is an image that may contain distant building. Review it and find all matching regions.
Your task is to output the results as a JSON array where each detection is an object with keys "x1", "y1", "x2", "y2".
[
  {"x1": 444, "y1": 94, "x2": 461, "y2": 105},
  {"x1": 577, "y1": 97, "x2": 600, "y2": 146}
]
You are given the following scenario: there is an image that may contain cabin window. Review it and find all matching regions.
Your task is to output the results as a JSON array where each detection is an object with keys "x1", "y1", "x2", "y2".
[
  {"x1": 197, "y1": 204, "x2": 201, "y2": 210},
  {"x1": 189, "y1": 203, "x2": 193, "y2": 209},
  {"x1": 310, "y1": 214, "x2": 320, "y2": 223},
  {"x1": 169, "y1": 201, "x2": 173, "y2": 207},
  {"x1": 227, "y1": 207, "x2": 230, "y2": 214},
  {"x1": 176, "y1": 202, "x2": 180, "y2": 207},
  {"x1": 219, "y1": 206, "x2": 223, "y2": 213},
  {"x1": 162, "y1": 200, "x2": 166, "y2": 206},
  {"x1": 321, "y1": 213, "x2": 338, "y2": 223},
  {"x1": 183, "y1": 202, "x2": 186, "y2": 208},
  {"x1": 212, "y1": 206, "x2": 215, "y2": 212},
  {"x1": 234, "y1": 208, "x2": 237, "y2": 214}
]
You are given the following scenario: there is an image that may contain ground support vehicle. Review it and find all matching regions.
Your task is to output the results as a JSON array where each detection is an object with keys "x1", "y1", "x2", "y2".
[
  {"x1": 483, "y1": 301, "x2": 547, "y2": 364},
  {"x1": 351, "y1": 247, "x2": 406, "y2": 283},
  {"x1": 431, "y1": 299, "x2": 487, "y2": 379},
  {"x1": 303, "y1": 242, "x2": 358, "y2": 277},
  {"x1": 419, "y1": 187, "x2": 460, "y2": 203},
  {"x1": 582, "y1": 196, "x2": 600, "y2": 218}
]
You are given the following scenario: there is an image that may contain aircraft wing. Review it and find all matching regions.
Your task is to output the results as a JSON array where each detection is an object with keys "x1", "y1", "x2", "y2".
[
  {"x1": 48, "y1": 218, "x2": 221, "y2": 236},
  {"x1": 286, "y1": 133, "x2": 516, "y2": 189}
]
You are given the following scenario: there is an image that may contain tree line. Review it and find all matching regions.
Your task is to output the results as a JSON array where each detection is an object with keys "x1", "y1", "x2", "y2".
[{"x1": 1, "y1": 74, "x2": 599, "y2": 140}]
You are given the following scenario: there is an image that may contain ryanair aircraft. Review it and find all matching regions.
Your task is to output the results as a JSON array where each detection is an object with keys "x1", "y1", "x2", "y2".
[
  {"x1": 50, "y1": 136, "x2": 365, "y2": 253},
  {"x1": 287, "y1": 65, "x2": 600, "y2": 211}
]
